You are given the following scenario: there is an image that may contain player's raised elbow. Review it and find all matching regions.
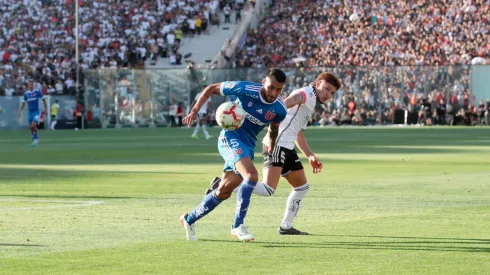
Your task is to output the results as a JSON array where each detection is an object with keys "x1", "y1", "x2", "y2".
[{"x1": 206, "y1": 83, "x2": 222, "y2": 96}]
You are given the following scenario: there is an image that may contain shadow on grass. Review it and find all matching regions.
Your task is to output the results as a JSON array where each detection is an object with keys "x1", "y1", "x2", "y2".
[
  {"x1": 0, "y1": 243, "x2": 44, "y2": 247},
  {"x1": 0, "y1": 194, "x2": 134, "y2": 200},
  {"x1": 0, "y1": 168, "x2": 206, "y2": 183},
  {"x1": 310, "y1": 234, "x2": 490, "y2": 242},
  {"x1": 199, "y1": 235, "x2": 490, "y2": 253}
]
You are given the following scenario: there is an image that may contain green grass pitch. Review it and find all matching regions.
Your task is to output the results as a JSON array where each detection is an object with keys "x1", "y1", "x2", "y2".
[{"x1": 0, "y1": 127, "x2": 489, "y2": 274}]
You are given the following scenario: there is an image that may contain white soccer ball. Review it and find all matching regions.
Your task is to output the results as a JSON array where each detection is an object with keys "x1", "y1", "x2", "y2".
[{"x1": 215, "y1": 101, "x2": 246, "y2": 130}]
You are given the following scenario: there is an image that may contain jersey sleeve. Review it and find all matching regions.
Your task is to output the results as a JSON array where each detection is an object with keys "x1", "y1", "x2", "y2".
[
  {"x1": 219, "y1": 81, "x2": 244, "y2": 96},
  {"x1": 22, "y1": 92, "x2": 27, "y2": 102}
]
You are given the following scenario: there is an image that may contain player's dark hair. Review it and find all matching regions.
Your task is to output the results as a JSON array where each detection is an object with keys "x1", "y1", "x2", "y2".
[
  {"x1": 266, "y1": 68, "x2": 287, "y2": 83},
  {"x1": 316, "y1": 73, "x2": 342, "y2": 90}
]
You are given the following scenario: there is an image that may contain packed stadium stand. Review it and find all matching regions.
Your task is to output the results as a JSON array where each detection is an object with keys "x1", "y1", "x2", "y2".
[
  {"x1": 0, "y1": 0, "x2": 231, "y2": 96},
  {"x1": 0, "y1": 0, "x2": 489, "y2": 128}
]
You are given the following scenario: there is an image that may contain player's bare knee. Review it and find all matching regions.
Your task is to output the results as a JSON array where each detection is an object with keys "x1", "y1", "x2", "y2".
[
  {"x1": 215, "y1": 187, "x2": 232, "y2": 200},
  {"x1": 242, "y1": 171, "x2": 258, "y2": 183}
]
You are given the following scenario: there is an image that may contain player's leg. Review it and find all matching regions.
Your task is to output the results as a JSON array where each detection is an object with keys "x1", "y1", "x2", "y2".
[
  {"x1": 231, "y1": 155, "x2": 258, "y2": 241},
  {"x1": 50, "y1": 115, "x2": 57, "y2": 130},
  {"x1": 29, "y1": 114, "x2": 40, "y2": 146},
  {"x1": 191, "y1": 115, "x2": 203, "y2": 138},
  {"x1": 179, "y1": 137, "x2": 245, "y2": 240},
  {"x1": 181, "y1": 170, "x2": 243, "y2": 240},
  {"x1": 279, "y1": 153, "x2": 309, "y2": 235},
  {"x1": 204, "y1": 145, "x2": 284, "y2": 197},
  {"x1": 200, "y1": 115, "x2": 212, "y2": 140}
]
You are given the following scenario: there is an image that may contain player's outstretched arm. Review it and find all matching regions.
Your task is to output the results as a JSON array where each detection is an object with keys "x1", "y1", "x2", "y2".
[
  {"x1": 284, "y1": 91, "x2": 306, "y2": 109},
  {"x1": 183, "y1": 83, "x2": 221, "y2": 126},
  {"x1": 265, "y1": 123, "x2": 280, "y2": 153},
  {"x1": 42, "y1": 98, "x2": 48, "y2": 115},
  {"x1": 18, "y1": 102, "x2": 25, "y2": 119},
  {"x1": 296, "y1": 130, "x2": 322, "y2": 173}
]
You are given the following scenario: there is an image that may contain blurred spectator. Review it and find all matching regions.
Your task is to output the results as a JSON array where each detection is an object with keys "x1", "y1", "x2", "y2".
[
  {"x1": 235, "y1": 0, "x2": 490, "y2": 68},
  {"x1": 0, "y1": 0, "x2": 220, "y2": 96}
]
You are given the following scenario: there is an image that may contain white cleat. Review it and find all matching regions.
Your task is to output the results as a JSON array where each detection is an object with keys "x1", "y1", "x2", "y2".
[
  {"x1": 231, "y1": 224, "x2": 254, "y2": 242},
  {"x1": 179, "y1": 214, "x2": 198, "y2": 241}
]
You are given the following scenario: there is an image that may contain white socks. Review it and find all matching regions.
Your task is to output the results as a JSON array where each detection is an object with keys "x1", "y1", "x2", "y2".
[
  {"x1": 233, "y1": 181, "x2": 276, "y2": 197},
  {"x1": 192, "y1": 124, "x2": 210, "y2": 138},
  {"x1": 192, "y1": 124, "x2": 201, "y2": 136},
  {"x1": 280, "y1": 183, "x2": 309, "y2": 229},
  {"x1": 202, "y1": 124, "x2": 210, "y2": 138}
]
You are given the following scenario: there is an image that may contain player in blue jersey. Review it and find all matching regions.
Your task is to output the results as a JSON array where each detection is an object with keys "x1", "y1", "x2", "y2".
[
  {"x1": 18, "y1": 80, "x2": 47, "y2": 146},
  {"x1": 180, "y1": 68, "x2": 288, "y2": 241}
]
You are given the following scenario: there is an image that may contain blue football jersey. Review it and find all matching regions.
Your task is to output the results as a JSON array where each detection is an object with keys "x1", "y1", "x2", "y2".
[
  {"x1": 23, "y1": 90, "x2": 44, "y2": 113},
  {"x1": 219, "y1": 81, "x2": 287, "y2": 147}
]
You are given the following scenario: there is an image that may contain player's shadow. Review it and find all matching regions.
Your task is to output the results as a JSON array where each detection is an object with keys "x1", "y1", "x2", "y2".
[
  {"x1": 199, "y1": 235, "x2": 490, "y2": 253},
  {"x1": 0, "y1": 194, "x2": 134, "y2": 200},
  {"x1": 309, "y1": 234, "x2": 490, "y2": 242},
  {"x1": 0, "y1": 168, "x2": 205, "y2": 183},
  {"x1": 0, "y1": 243, "x2": 44, "y2": 247}
]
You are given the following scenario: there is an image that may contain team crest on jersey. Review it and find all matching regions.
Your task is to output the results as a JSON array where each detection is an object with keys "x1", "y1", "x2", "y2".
[
  {"x1": 265, "y1": 111, "x2": 276, "y2": 120},
  {"x1": 225, "y1": 82, "x2": 236, "y2": 89},
  {"x1": 248, "y1": 101, "x2": 253, "y2": 107},
  {"x1": 235, "y1": 148, "x2": 242, "y2": 155}
]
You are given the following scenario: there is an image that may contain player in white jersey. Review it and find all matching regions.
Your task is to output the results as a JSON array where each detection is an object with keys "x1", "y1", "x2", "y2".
[
  {"x1": 191, "y1": 89, "x2": 213, "y2": 139},
  {"x1": 206, "y1": 72, "x2": 341, "y2": 234}
]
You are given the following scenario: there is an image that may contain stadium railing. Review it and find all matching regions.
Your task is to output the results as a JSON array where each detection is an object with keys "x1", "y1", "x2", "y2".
[{"x1": 1, "y1": 65, "x2": 488, "y2": 129}]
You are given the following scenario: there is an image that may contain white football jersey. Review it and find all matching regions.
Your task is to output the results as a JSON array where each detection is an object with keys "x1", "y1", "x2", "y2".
[
  {"x1": 195, "y1": 92, "x2": 211, "y2": 114},
  {"x1": 263, "y1": 86, "x2": 317, "y2": 150}
]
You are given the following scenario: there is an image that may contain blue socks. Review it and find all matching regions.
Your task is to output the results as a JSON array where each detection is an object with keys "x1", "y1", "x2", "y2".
[
  {"x1": 233, "y1": 179, "x2": 257, "y2": 228},
  {"x1": 32, "y1": 132, "x2": 38, "y2": 141},
  {"x1": 186, "y1": 190, "x2": 223, "y2": 225},
  {"x1": 185, "y1": 178, "x2": 257, "y2": 228}
]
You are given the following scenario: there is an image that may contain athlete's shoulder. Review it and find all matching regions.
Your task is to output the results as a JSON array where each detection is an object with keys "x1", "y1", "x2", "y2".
[
  {"x1": 226, "y1": 81, "x2": 261, "y2": 91},
  {"x1": 274, "y1": 97, "x2": 288, "y2": 117},
  {"x1": 221, "y1": 81, "x2": 262, "y2": 98}
]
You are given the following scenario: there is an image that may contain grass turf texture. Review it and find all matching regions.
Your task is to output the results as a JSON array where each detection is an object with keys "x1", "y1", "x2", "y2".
[{"x1": 0, "y1": 127, "x2": 489, "y2": 274}]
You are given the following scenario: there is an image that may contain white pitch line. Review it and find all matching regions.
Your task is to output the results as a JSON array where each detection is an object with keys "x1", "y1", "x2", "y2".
[{"x1": 0, "y1": 199, "x2": 104, "y2": 211}]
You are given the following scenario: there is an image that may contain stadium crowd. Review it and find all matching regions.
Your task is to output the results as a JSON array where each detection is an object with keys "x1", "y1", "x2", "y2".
[
  {"x1": 0, "y1": 0, "x2": 488, "y2": 127},
  {"x1": 235, "y1": 0, "x2": 490, "y2": 68},
  {"x1": 0, "y1": 0, "x2": 228, "y2": 97},
  {"x1": 231, "y1": 0, "x2": 490, "y2": 126}
]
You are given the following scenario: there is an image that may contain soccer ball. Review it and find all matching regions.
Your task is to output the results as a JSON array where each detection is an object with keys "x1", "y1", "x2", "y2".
[{"x1": 215, "y1": 101, "x2": 246, "y2": 130}]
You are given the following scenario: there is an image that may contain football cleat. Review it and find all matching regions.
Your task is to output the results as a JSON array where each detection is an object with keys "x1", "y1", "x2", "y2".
[
  {"x1": 278, "y1": 226, "x2": 309, "y2": 235},
  {"x1": 191, "y1": 135, "x2": 199, "y2": 139},
  {"x1": 180, "y1": 214, "x2": 198, "y2": 241},
  {"x1": 231, "y1": 224, "x2": 254, "y2": 242},
  {"x1": 205, "y1": 177, "x2": 221, "y2": 196}
]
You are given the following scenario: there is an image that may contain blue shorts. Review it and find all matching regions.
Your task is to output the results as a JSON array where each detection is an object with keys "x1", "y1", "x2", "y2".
[
  {"x1": 217, "y1": 136, "x2": 255, "y2": 173},
  {"x1": 28, "y1": 112, "x2": 41, "y2": 125}
]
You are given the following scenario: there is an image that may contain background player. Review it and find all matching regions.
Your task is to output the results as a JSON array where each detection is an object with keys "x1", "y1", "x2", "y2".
[
  {"x1": 207, "y1": 72, "x2": 342, "y2": 235},
  {"x1": 180, "y1": 68, "x2": 288, "y2": 241},
  {"x1": 18, "y1": 80, "x2": 47, "y2": 146},
  {"x1": 50, "y1": 99, "x2": 60, "y2": 130},
  {"x1": 191, "y1": 86, "x2": 213, "y2": 140}
]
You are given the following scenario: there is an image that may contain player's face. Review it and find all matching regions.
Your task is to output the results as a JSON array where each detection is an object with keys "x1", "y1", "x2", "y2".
[
  {"x1": 28, "y1": 82, "x2": 34, "y2": 90},
  {"x1": 315, "y1": 80, "x2": 337, "y2": 103},
  {"x1": 261, "y1": 76, "x2": 284, "y2": 103}
]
